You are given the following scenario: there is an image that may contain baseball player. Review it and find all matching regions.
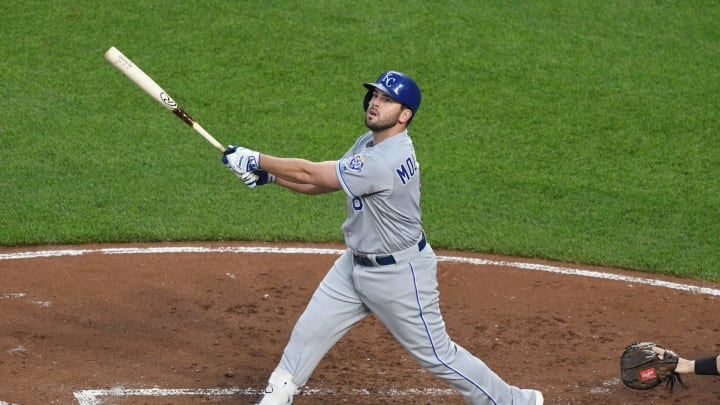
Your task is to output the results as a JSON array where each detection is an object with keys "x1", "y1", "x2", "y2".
[{"x1": 222, "y1": 71, "x2": 543, "y2": 405}]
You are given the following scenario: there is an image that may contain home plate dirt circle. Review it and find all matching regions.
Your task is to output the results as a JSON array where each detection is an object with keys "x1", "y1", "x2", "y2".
[{"x1": 1, "y1": 241, "x2": 719, "y2": 404}]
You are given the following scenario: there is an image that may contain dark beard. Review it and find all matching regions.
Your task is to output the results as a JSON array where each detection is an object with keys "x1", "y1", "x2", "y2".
[{"x1": 365, "y1": 117, "x2": 396, "y2": 132}]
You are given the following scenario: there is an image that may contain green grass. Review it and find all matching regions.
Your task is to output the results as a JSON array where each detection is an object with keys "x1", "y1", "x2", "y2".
[{"x1": 1, "y1": 1, "x2": 718, "y2": 280}]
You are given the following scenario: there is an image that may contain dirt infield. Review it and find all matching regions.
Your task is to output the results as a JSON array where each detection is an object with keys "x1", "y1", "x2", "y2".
[{"x1": 1, "y1": 242, "x2": 719, "y2": 404}]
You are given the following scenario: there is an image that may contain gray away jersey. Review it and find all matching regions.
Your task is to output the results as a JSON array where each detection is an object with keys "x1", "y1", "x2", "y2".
[{"x1": 335, "y1": 129, "x2": 422, "y2": 254}]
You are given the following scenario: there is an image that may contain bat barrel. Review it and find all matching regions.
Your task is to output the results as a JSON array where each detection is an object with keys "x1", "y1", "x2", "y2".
[
  {"x1": 104, "y1": 46, "x2": 177, "y2": 112},
  {"x1": 104, "y1": 46, "x2": 227, "y2": 153}
]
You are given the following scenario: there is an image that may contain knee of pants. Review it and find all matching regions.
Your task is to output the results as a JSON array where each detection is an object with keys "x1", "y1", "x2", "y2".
[{"x1": 412, "y1": 342, "x2": 463, "y2": 372}]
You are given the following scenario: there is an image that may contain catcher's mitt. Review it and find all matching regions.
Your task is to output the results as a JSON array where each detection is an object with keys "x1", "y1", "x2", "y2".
[{"x1": 620, "y1": 342, "x2": 685, "y2": 391}]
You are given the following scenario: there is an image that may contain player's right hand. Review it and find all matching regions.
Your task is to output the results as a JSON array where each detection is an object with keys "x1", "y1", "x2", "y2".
[
  {"x1": 240, "y1": 172, "x2": 258, "y2": 188},
  {"x1": 252, "y1": 170, "x2": 275, "y2": 186},
  {"x1": 241, "y1": 170, "x2": 275, "y2": 188}
]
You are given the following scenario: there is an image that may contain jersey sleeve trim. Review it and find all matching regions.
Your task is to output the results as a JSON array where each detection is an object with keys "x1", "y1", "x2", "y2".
[{"x1": 336, "y1": 160, "x2": 357, "y2": 198}]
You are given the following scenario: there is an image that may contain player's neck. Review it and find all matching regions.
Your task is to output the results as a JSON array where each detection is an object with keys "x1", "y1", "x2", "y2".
[{"x1": 372, "y1": 125, "x2": 407, "y2": 145}]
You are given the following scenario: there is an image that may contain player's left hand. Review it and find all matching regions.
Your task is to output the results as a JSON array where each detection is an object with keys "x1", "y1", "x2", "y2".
[{"x1": 222, "y1": 145, "x2": 260, "y2": 174}]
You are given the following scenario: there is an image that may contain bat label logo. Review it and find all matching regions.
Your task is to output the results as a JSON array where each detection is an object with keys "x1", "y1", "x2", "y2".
[{"x1": 160, "y1": 92, "x2": 177, "y2": 108}]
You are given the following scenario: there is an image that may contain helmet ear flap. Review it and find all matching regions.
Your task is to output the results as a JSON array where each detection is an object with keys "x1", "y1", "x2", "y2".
[{"x1": 363, "y1": 90, "x2": 372, "y2": 112}]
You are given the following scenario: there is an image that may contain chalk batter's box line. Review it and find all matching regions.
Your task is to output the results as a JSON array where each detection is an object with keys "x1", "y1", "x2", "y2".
[
  {"x1": 73, "y1": 387, "x2": 459, "y2": 404},
  {"x1": 1, "y1": 245, "x2": 719, "y2": 297}
]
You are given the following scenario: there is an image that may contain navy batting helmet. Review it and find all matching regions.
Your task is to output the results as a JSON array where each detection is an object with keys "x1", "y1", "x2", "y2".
[{"x1": 363, "y1": 71, "x2": 421, "y2": 123}]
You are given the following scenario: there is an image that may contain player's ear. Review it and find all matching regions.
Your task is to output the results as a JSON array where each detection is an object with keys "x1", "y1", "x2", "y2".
[{"x1": 399, "y1": 108, "x2": 413, "y2": 125}]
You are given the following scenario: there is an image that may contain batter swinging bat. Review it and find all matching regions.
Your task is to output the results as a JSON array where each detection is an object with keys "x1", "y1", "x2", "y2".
[{"x1": 103, "y1": 46, "x2": 225, "y2": 153}]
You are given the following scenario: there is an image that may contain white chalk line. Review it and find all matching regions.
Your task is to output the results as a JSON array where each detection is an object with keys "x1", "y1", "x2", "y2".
[
  {"x1": 1, "y1": 245, "x2": 719, "y2": 297},
  {"x1": 0, "y1": 293, "x2": 26, "y2": 299},
  {"x1": 0, "y1": 292, "x2": 51, "y2": 307},
  {"x1": 73, "y1": 387, "x2": 458, "y2": 404},
  {"x1": 0, "y1": 244, "x2": 716, "y2": 404}
]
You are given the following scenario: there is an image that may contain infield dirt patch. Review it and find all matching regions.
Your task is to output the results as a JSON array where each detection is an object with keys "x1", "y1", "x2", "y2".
[{"x1": 1, "y1": 242, "x2": 719, "y2": 404}]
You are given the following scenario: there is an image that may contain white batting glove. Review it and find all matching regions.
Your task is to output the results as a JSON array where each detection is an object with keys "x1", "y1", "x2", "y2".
[
  {"x1": 222, "y1": 145, "x2": 260, "y2": 175},
  {"x1": 240, "y1": 172, "x2": 258, "y2": 189},
  {"x1": 241, "y1": 170, "x2": 275, "y2": 188}
]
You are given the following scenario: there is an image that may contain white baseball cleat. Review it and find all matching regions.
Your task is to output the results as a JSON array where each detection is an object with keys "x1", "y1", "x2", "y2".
[
  {"x1": 534, "y1": 390, "x2": 544, "y2": 405},
  {"x1": 256, "y1": 368, "x2": 298, "y2": 405},
  {"x1": 256, "y1": 387, "x2": 292, "y2": 405}
]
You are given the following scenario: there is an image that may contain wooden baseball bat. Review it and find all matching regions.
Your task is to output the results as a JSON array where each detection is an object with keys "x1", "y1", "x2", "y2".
[{"x1": 103, "y1": 46, "x2": 226, "y2": 153}]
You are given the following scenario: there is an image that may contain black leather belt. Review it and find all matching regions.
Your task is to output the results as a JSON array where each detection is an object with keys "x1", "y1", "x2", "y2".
[{"x1": 353, "y1": 233, "x2": 427, "y2": 267}]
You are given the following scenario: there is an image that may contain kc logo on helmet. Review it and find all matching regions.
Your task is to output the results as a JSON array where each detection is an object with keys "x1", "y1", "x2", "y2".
[{"x1": 381, "y1": 72, "x2": 397, "y2": 87}]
